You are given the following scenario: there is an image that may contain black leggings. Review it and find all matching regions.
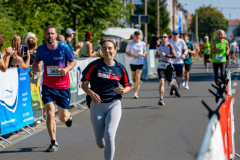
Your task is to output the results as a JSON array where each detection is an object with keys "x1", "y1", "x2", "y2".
[{"x1": 212, "y1": 63, "x2": 226, "y2": 83}]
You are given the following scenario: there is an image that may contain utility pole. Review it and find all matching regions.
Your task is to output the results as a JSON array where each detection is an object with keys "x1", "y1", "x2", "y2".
[
  {"x1": 131, "y1": 0, "x2": 134, "y2": 28},
  {"x1": 144, "y1": 0, "x2": 148, "y2": 43},
  {"x1": 157, "y1": 0, "x2": 160, "y2": 34},
  {"x1": 195, "y1": 11, "x2": 199, "y2": 44}
]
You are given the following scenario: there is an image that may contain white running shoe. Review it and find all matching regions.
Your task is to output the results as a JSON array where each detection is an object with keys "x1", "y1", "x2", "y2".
[
  {"x1": 185, "y1": 85, "x2": 189, "y2": 90},
  {"x1": 182, "y1": 81, "x2": 186, "y2": 87},
  {"x1": 134, "y1": 94, "x2": 139, "y2": 99}
]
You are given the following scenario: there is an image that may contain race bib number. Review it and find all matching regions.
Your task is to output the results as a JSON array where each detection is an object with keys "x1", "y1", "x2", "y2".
[
  {"x1": 158, "y1": 61, "x2": 167, "y2": 69},
  {"x1": 204, "y1": 49, "x2": 209, "y2": 53},
  {"x1": 215, "y1": 54, "x2": 224, "y2": 61},
  {"x1": 47, "y1": 66, "x2": 61, "y2": 76}
]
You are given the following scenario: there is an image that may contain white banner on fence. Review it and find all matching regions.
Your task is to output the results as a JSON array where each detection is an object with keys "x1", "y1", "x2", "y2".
[
  {"x1": 76, "y1": 58, "x2": 98, "y2": 96},
  {"x1": 199, "y1": 120, "x2": 225, "y2": 160},
  {"x1": 0, "y1": 68, "x2": 18, "y2": 113},
  {"x1": 149, "y1": 50, "x2": 155, "y2": 68}
]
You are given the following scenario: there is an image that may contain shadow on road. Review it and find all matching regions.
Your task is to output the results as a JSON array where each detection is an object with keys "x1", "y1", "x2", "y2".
[
  {"x1": 0, "y1": 147, "x2": 43, "y2": 154},
  {"x1": 122, "y1": 105, "x2": 159, "y2": 110}
]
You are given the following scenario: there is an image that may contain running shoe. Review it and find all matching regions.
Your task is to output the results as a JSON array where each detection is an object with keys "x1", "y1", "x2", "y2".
[
  {"x1": 185, "y1": 85, "x2": 189, "y2": 90},
  {"x1": 134, "y1": 94, "x2": 139, "y2": 99},
  {"x1": 170, "y1": 86, "x2": 174, "y2": 96},
  {"x1": 46, "y1": 142, "x2": 59, "y2": 152},
  {"x1": 181, "y1": 81, "x2": 185, "y2": 87},
  {"x1": 65, "y1": 115, "x2": 72, "y2": 127},
  {"x1": 158, "y1": 98, "x2": 165, "y2": 106},
  {"x1": 175, "y1": 90, "x2": 181, "y2": 97}
]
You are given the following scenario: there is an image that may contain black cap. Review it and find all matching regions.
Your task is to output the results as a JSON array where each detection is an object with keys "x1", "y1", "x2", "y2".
[{"x1": 134, "y1": 31, "x2": 140, "y2": 35}]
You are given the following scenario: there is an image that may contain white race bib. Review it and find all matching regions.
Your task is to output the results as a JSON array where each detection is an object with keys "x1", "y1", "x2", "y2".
[
  {"x1": 215, "y1": 54, "x2": 224, "y2": 61},
  {"x1": 158, "y1": 61, "x2": 168, "y2": 69},
  {"x1": 47, "y1": 66, "x2": 61, "y2": 76},
  {"x1": 204, "y1": 49, "x2": 209, "y2": 53}
]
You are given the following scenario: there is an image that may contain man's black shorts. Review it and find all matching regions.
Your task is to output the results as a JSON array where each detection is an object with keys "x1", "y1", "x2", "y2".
[
  {"x1": 184, "y1": 63, "x2": 192, "y2": 71},
  {"x1": 157, "y1": 64, "x2": 173, "y2": 82},
  {"x1": 204, "y1": 55, "x2": 211, "y2": 61}
]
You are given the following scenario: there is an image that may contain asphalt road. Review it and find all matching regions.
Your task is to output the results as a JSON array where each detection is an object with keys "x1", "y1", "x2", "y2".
[{"x1": 1, "y1": 59, "x2": 240, "y2": 160}]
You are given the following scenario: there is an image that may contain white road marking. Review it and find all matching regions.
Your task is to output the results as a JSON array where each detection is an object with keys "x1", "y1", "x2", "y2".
[
  {"x1": 232, "y1": 89, "x2": 236, "y2": 94},
  {"x1": 233, "y1": 82, "x2": 237, "y2": 87}
]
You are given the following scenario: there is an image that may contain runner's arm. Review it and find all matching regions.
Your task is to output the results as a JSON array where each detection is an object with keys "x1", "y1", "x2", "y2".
[
  {"x1": 82, "y1": 80, "x2": 101, "y2": 104},
  {"x1": 167, "y1": 44, "x2": 177, "y2": 58},
  {"x1": 142, "y1": 49, "x2": 147, "y2": 57},
  {"x1": 125, "y1": 51, "x2": 137, "y2": 58},
  {"x1": 226, "y1": 41, "x2": 230, "y2": 55},
  {"x1": 1, "y1": 47, "x2": 14, "y2": 72},
  {"x1": 58, "y1": 59, "x2": 76, "y2": 76}
]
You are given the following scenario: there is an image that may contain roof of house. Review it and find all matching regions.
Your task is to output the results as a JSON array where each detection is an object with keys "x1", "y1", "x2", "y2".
[{"x1": 228, "y1": 19, "x2": 240, "y2": 26}]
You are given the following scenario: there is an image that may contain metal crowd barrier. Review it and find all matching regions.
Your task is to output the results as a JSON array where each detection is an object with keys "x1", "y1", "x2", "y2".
[{"x1": 0, "y1": 49, "x2": 158, "y2": 148}]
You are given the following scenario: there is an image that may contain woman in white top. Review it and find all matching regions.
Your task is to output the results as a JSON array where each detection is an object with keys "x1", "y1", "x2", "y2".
[{"x1": 125, "y1": 31, "x2": 146, "y2": 98}]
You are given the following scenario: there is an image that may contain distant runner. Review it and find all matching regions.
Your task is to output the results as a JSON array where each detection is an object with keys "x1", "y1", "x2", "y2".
[{"x1": 155, "y1": 33, "x2": 177, "y2": 105}]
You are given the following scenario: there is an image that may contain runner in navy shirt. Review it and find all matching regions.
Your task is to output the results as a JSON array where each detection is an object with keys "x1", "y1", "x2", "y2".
[{"x1": 81, "y1": 39, "x2": 131, "y2": 160}]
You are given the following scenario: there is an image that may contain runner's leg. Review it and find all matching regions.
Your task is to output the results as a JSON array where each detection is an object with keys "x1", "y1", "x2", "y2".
[
  {"x1": 90, "y1": 102, "x2": 105, "y2": 148},
  {"x1": 58, "y1": 107, "x2": 70, "y2": 122},
  {"x1": 131, "y1": 71, "x2": 136, "y2": 84},
  {"x1": 45, "y1": 102, "x2": 57, "y2": 141},
  {"x1": 134, "y1": 69, "x2": 142, "y2": 96},
  {"x1": 104, "y1": 100, "x2": 122, "y2": 160},
  {"x1": 159, "y1": 78, "x2": 164, "y2": 99}
]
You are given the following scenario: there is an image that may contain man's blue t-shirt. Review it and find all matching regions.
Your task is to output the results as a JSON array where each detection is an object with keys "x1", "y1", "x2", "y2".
[
  {"x1": 184, "y1": 41, "x2": 195, "y2": 65},
  {"x1": 35, "y1": 41, "x2": 76, "y2": 89}
]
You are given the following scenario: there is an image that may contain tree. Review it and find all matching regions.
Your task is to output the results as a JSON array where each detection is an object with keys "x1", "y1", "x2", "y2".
[
  {"x1": 190, "y1": 6, "x2": 228, "y2": 41},
  {"x1": 139, "y1": 0, "x2": 171, "y2": 41},
  {"x1": 0, "y1": 0, "x2": 132, "y2": 50}
]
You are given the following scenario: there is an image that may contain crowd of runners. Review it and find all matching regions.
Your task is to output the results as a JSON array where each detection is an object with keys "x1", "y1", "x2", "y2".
[{"x1": 0, "y1": 25, "x2": 239, "y2": 160}]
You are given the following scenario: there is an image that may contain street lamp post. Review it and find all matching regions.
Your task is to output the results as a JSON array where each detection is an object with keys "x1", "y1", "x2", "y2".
[{"x1": 195, "y1": 11, "x2": 199, "y2": 44}]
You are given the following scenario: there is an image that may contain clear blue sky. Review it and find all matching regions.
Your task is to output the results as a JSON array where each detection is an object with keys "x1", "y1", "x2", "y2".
[{"x1": 178, "y1": 0, "x2": 240, "y2": 20}]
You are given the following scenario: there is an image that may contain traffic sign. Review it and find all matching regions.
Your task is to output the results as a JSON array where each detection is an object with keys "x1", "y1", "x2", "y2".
[{"x1": 130, "y1": 15, "x2": 150, "y2": 24}]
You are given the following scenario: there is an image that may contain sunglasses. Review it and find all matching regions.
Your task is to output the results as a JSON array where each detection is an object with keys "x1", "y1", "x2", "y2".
[
  {"x1": 161, "y1": 36, "x2": 168, "y2": 39},
  {"x1": 173, "y1": 33, "x2": 178, "y2": 36}
]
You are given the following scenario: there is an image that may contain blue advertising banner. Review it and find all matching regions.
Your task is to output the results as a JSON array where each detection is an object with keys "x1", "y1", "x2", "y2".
[
  {"x1": 18, "y1": 68, "x2": 34, "y2": 127},
  {"x1": 0, "y1": 68, "x2": 34, "y2": 135}
]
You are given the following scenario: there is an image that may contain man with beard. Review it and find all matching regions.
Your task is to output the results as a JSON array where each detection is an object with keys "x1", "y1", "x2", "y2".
[{"x1": 29, "y1": 25, "x2": 76, "y2": 152}]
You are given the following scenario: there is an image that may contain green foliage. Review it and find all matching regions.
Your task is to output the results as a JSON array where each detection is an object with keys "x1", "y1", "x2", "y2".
[
  {"x1": 0, "y1": 0, "x2": 131, "y2": 49},
  {"x1": 139, "y1": 0, "x2": 171, "y2": 41},
  {"x1": 190, "y1": 6, "x2": 228, "y2": 41}
]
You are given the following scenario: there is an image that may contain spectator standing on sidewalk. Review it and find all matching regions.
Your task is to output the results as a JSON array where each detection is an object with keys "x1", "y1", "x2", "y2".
[
  {"x1": 29, "y1": 25, "x2": 76, "y2": 152},
  {"x1": 0, "y1": 34, "x2": 15, "y2": 72},
  {"x1": 8, "y1": 35, "x2": 30, "y2": 70},
  {"x1": 65, "y1": 28, "x2": 83, "y2": 58},
  {"x1": 149, "y1": 31, "x2": 160, "y2": 49},
  {"x1": 80, "y1": 30, "x2": 96, "y2": 57}
]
